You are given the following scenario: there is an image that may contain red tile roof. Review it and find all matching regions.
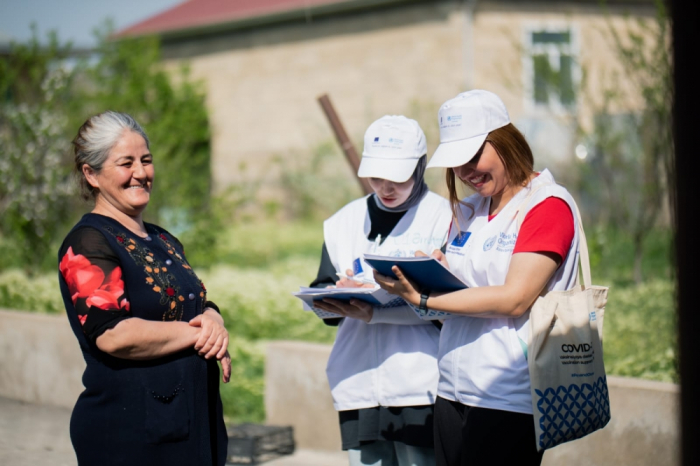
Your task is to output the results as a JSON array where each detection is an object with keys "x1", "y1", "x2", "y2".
[{"x1": 117, "y1": 0, "x2": 354, "y2": 37}]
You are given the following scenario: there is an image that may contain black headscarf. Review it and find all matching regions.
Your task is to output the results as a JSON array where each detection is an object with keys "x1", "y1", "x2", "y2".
[{"x1": 372, "y1": 155, "x2": 429, "y2": 213}]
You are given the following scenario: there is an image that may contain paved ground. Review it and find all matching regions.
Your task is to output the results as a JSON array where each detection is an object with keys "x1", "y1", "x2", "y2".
[
  {"x1": 267, "y1": 449, "x2": 347, "y2": 466},
  {"x1": 0, "y1": 397, "x2": 76, "y2": 466},
  {"x1": 0, "y1": 397, "x2": 346, "y2": 466}
]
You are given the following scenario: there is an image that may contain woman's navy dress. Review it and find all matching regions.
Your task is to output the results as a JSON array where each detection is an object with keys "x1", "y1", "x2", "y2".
[{"x1": 58, "y1": 213, "x2": 227, "y2": 465}]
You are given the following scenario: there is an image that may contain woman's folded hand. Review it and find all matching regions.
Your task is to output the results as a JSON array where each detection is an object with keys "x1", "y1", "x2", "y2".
[{"x1": 189, "y1": 310, "x2": 229, "y2": 360}]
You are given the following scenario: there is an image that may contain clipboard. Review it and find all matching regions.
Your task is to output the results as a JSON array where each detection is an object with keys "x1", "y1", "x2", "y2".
[{"x1": 363, "y1": 254, "x2": 468, "y2": 292}]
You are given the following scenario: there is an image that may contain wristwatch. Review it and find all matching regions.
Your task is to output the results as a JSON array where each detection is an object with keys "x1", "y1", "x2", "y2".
[{"x1": 418, "y1": 289, "x2": 431, "y2": 316}]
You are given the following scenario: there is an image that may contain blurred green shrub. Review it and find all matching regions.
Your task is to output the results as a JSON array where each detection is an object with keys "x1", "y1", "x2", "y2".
[
  {"x1": 213, "y1": 221, "x2": 324, "y2": 268},
  {"x1": 219, "y1": 337, "x2": 266, "y2": 422},
  {"x1": 0, "y1": 27, "x2": 215, "y2": 272},
  {"x1": 86, "y1": 32, "x2": 213, "y2": 230},
  {"x1": 0, "y1": 269, "x2": 64, "y2": 314},
  {"x1": 0, "y1": 29, "x2": 76, "y2": 273},
  {"x1": 589, "y1": 226, "x2": 672, "y2": 288},
  {"x1": 274, "y1": 140, "x2": 361, "y2": 221},
  {"x1": 198, "y1": 260, "x2": 335, "y2": 344},
  {"x1": 603, "y1": 279, "x2": 676, "y2": 383},
  {"x1": 192, "y1": 239, "x2": 335, "y2": 422}
]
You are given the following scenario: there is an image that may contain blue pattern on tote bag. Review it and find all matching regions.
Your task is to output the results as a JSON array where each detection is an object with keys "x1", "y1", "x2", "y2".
[{"x1": 535, "y1": 376, "x2": 611, "y2": 449}]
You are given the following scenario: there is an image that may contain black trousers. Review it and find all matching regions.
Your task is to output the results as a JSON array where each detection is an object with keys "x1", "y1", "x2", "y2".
[{"x1": 433, "y1": 397, "x2": 544, "y2": 466}]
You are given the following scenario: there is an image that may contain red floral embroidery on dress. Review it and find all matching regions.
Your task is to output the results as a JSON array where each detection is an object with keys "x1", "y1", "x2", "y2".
[
  {"x1": 59, "y1": 247, "x2": 105, "y2": 304},
  {"x1": 59, "y1": 247, "x2": 130, "y2": 326},
  {"x1": 86, "y1": 267, "x2": 131, "y2": 312}
]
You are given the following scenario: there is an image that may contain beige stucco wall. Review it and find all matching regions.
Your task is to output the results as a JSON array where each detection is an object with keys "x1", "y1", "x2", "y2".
[
  {"x1": 163, "y1": 1, "x2": 465, "y2": 191},
  {"x1": 0, "y1": 310, "x2": 84, "y2": 409},
  {"x1": 266, "y1": 340, "x2": 679, "y2": 465},
  {"x1": 160, "y1": 1, "x2": 655, "y2": 192}
]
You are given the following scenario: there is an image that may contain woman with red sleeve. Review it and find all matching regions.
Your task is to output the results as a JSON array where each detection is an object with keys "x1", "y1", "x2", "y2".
[{"x1": 374, "y1": 90, "x2": 578, "y2": 466}]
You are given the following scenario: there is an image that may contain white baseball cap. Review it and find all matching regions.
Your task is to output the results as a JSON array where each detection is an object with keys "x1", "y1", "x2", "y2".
[
  {"x1": 428, "y1": 90, "x2": 510, "y2": 168},
  {"x1": 358, "y1": 115, "x2": 427, "y2": 183}
]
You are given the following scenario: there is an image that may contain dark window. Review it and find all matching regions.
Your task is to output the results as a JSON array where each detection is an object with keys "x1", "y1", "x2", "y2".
[{"x1": 530, "y1": 30, "x2": 575, "y2": 108}]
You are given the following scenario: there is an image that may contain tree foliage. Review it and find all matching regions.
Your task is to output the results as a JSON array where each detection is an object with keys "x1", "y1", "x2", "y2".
[
  {"x1": 0, "y1": 27, "x2": 214, "y2": 271},
  {"x1": 578, "y1": 1, "x2": 673, "y2": 283},
  {"x1": 0, "y1": 29, "x2": 76, "y2": 273},
  {"x1": 86, "y1": 32, "x2": 212, "y2": 225}
]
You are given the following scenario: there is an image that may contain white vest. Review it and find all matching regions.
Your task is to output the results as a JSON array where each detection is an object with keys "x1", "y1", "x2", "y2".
[
  {"x1": 324, "y1": 192, "x2": 453, "y2": 411},
  {"x1": 438, "y1": 170, "x2": 580, "y2": 414}
]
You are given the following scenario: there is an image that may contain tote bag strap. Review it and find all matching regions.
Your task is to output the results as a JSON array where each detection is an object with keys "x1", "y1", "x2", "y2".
[
  {"x1": 514, "y1": 184, "x2": 592, "y2": 288},
  {"x1": 571, "y1": 200, "x2": 592, "y2": 288}
]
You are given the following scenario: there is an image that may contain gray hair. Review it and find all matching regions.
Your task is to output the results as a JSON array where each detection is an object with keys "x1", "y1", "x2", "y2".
[{"x1": 72, "y1": 111, "x2": 150, "y2": 200}]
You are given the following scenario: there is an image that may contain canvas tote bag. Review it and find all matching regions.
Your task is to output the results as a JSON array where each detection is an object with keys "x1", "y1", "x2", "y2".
[{"x1": 517, "y1": 189, "x2": 611, "y2": 451}]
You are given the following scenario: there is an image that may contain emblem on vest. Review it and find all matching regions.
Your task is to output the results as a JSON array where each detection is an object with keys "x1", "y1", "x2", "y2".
[
  {"x1": 496, "y1": 232, "x2": 517, "y2": 252},
  {"x1": 352, "y1": 258, "x2": 363, "y2": 275},
  {"x1": 451, "y1": 231, "x2": 471, "y2": 248},
  {"x1": 483, "y1": 235, "x2": 497, "y2": 251}
]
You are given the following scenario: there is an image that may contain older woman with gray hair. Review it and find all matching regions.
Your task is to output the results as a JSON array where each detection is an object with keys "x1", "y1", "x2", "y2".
[{"x1": 58, "y1": 111, "x2": 229, "y2": 465}]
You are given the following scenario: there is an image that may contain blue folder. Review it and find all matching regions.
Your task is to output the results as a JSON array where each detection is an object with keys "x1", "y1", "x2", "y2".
[{"x1": 363, "y1": 254, "x2": 468, "y2": 292}]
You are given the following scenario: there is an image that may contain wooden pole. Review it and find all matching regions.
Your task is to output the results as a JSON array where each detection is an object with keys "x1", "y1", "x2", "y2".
[{"x1": 317, "y1": 94, "x2": 373, "y2": 195}]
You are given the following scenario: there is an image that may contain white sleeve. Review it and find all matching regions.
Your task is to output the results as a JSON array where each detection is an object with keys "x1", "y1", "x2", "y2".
[{"x1": 368, "y1": 304, "x2": 431, "y2": 325}]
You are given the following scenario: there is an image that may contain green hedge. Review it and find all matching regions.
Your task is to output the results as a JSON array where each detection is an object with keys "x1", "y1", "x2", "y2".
[{"x1": 0, "y1": 221, "x2": 677, "y2": 422}]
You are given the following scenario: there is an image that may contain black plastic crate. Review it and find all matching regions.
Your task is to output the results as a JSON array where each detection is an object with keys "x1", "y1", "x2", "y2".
[{"x1": 227, "y1": 423, "x2": 295, "y2": 465}]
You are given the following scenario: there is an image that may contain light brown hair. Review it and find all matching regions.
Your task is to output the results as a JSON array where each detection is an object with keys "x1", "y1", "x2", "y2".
[{"x1": 445, "y1": 123, "x2": 534, "y2": 221}]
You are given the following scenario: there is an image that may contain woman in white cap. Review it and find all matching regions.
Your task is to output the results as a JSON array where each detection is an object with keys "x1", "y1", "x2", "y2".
[
  {"x1": 311, "y1": 115, "x2": 452, "y2": 466},
  {"x1": 375, "y1": 90, "x2": 579, "y2": 466}
]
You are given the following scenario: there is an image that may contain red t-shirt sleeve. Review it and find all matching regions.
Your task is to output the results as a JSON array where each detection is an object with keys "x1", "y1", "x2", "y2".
[{"x1": 512, "y1": 197, "x2": 574, "y2": 262}]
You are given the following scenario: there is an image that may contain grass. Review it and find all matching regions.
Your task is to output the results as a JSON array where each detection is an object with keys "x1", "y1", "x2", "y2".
[
  {"x1": 0, "y1": 221, "x2": 678, "y2": 421},
  {"x1": 602, "y1": 279, "x2": 676, "y2": 383},
  {"x1": 213, "y1": 221, "x2": 327, "y2": 270},
  {"x1": 587, "y1": 226, "x2": 677, "y2": 382}
]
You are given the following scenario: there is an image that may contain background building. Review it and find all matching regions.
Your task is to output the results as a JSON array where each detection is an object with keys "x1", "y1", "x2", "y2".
[{"x1": 118, "y1": 0, "x2": 655, "y2": 194}]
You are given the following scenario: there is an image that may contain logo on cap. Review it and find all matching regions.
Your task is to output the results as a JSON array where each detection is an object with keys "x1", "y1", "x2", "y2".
[{"x1": 374, "y1": 137, "x2": 379, "y2": 142}]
